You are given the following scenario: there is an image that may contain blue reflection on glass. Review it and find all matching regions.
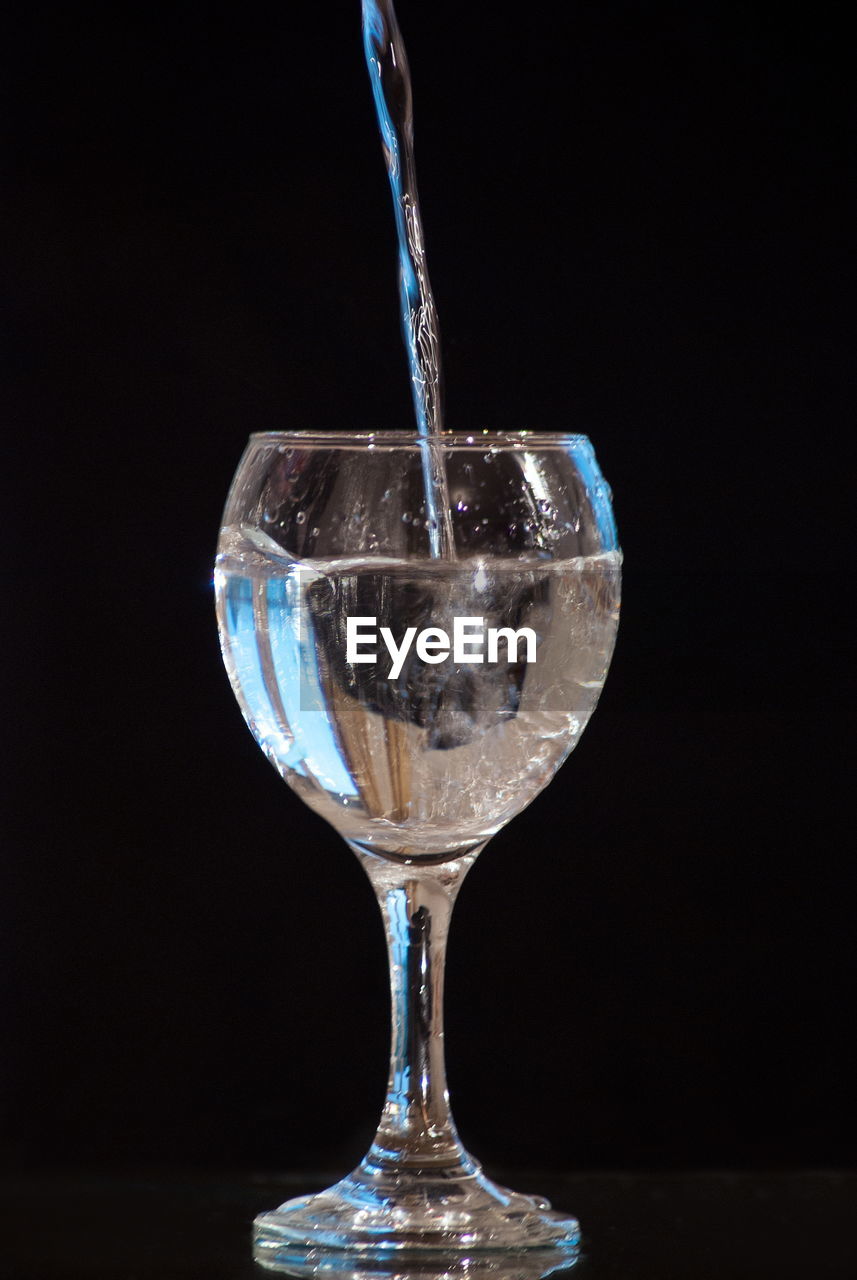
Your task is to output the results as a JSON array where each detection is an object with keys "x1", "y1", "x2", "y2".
[
  {"x1": 566, "y1": 436, "x2": 619, "y2": 550},
  {"x1": 222, "y1": 575, "x2": 284, "y2": 753},
  {"x1": 266, "y1": 576, "x2": 358, "y2": 797}
]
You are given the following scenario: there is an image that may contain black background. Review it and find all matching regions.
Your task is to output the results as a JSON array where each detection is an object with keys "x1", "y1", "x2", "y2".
[{"x1": 3, "y1": 0, "x2": 853, "y2": 1179}]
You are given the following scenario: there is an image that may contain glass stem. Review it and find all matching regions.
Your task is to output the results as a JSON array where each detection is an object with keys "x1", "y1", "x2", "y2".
[{"x1": 350, "y1": 845, "x2": 483, "y2": 1175}]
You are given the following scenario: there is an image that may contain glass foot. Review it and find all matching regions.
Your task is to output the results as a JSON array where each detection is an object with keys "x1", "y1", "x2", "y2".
[{"x1": 253, "y1": 1161, "x2": 581, "y2": 1271}]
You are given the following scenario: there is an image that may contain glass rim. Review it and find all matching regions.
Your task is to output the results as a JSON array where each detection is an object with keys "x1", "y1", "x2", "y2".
[{"x1": 248, "y1": 430, "x2": 594, "y2": 451}]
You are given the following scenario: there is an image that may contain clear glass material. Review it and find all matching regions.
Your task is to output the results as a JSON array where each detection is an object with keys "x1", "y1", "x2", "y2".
[{"x1": 214, "y1": 431, "x2": 621, "y2": 1269}]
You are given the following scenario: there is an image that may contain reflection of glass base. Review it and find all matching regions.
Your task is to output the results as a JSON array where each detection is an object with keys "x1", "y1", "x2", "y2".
[{"x1": 253, "y1": 1162, "x2": 581, "y2": 1272}]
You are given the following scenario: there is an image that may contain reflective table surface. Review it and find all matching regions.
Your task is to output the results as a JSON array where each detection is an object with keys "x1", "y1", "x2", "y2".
[{"x1": 0, "y1": 1169, "x2": 854, "y2": 1279}]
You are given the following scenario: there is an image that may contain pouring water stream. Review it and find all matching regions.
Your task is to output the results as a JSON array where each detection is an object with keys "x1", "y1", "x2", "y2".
[{"x1": 362, "y1": 0, "x2": 455, "y2": 559}]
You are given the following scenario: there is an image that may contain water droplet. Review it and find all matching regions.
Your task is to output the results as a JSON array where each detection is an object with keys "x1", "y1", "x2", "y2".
[
  {"x1": 402, "y1": 511, "x2": 412, "y2": 523},
  {"x1": 311, "y1": 526, "x2": 319, "y2": 537},
  {"x1": 295, "y1": 511, "x2": 306, "y2": 525},
  {"x1": 538, "y1": 499, "x2": 553, "y2": 514},
  {"x1": 456, "y1": 499, "x2": 468, "y2": 513},
  {"x1": 466, "y1": 435, "x2": 474, "y2": 445}
]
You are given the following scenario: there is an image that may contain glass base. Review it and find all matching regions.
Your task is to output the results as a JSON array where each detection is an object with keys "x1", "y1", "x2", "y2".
[{"x1": 253, "y1": 1160, "x2": 581, "y2": 1271}]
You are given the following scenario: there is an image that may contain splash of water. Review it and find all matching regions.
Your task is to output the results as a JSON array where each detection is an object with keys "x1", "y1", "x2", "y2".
[{"x1": 362, "y1": 0, "x2": 455, "y2": 558}]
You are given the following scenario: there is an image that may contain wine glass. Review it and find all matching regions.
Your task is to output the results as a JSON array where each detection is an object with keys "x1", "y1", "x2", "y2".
[{"x1": 214, "y1": 431, "x2": 620, "y2": 1268}]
